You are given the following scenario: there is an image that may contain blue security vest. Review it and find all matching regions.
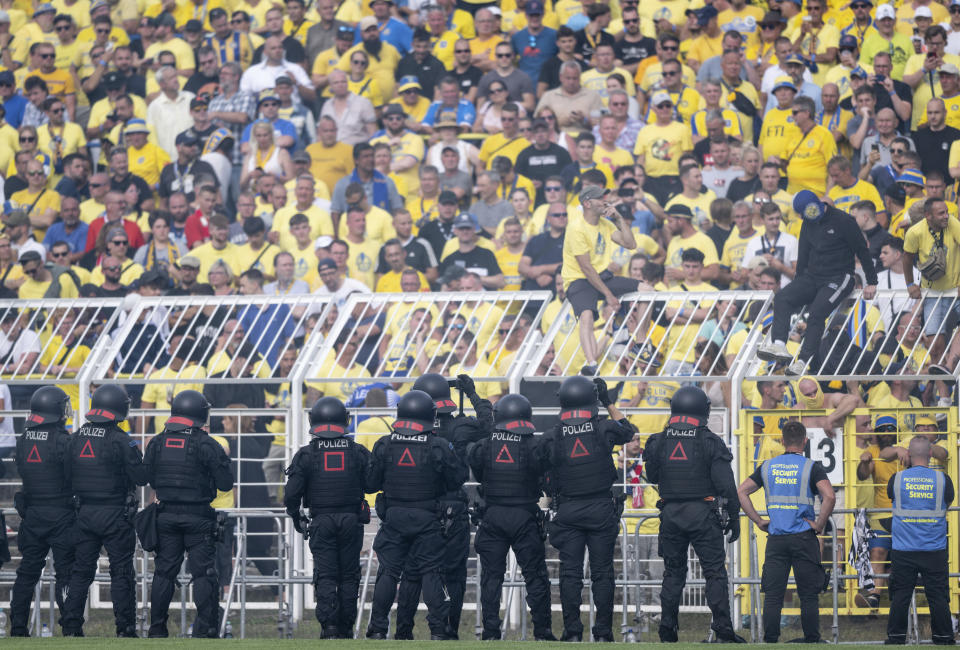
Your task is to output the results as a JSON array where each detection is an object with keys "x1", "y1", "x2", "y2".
[
  {"x1": 891, "y1": 466, "x2": 947, "y2": 551},
  {"x1": 763, "y1": 453, "x2": 816, "y2": 535}
]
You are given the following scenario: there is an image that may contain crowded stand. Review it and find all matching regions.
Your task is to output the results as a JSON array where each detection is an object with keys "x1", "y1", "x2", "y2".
[{"x1": 0, "y1": 0, "x2": 959, "y2": 638}]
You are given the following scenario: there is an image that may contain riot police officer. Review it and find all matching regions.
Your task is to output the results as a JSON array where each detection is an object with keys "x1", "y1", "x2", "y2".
[
  {"x1": 284, "y1": 397, "x2": 371, "y2": 639},
  {"x1": 61, "y1": 384, "x2": 148, "y2": 637},
  {"x1": 885, "y1": 436, "x2": 954, "y2": 645},
  {"x1": 365, "y1": 389, "x2": 468, "y2": 641},
  {"x1": 736, "y1": 421, "x2": 835, "y2": 643},
  {"x1": 394, "y1": 372, "x2": 491, "y2": 639},
  {"x1": 536, "y1": 375, "x2": 636, "y2": 642},
  {"x1": 10, "y1": 387, "x2": 75, "y2": 637},
  {"x1": 144, "y1": 390, "x2": 233, "y2": 639},
  {"x1": 643, "y1": 386, "x2": 744, "y2": 643},
  {"x1": 468, "y1": 393, "x2": 555, "y2": 641}
]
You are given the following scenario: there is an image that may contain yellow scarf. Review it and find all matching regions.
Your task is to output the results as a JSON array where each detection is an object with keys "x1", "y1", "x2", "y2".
[{"x1": 256, "y1": 145, "x2": 275, "y2": 169}]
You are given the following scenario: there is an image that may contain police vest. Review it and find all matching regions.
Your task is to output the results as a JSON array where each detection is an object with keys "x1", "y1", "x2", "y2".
[
  {"x1": 891, "y1": 466, "x2": 947, "y2": 552},
  {"x1": 554, "y1": 419, "x2": 615, "y2": 499},
  {"x1": 482, "y1": 431, "x2": 539, "y2": 505},
  {"x1": 152, "y1": 429, "x2": 214, "y2": 504},
  {"x1": 657, "y1": 424, "x2": 713, "y2": 500},
  {"x1": 763, "y1": 454, "x2": 815, "y2": 536},
  {"x1": 383, "y1": 432, "x2": 438, "y2": 503},
  {"x1": 17, "y1": 426, "x2": 70, "y2": 502},
  {"x1": 305, "y1": 437, "x2": 363, "y2": 510},
  {"x1": 71, "y1": 424, "x2": 128, "y2": 502}
]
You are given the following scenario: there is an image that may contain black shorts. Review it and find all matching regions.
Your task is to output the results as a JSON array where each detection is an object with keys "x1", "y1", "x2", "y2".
[{"x1": 567, "y1": 272, "x2": 639, "y2": 318}]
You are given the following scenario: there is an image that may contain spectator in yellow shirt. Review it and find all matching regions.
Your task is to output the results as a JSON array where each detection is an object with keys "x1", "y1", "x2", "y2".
[{"x1": 124, "y1": 119, "x2": 170, "y2": 188}]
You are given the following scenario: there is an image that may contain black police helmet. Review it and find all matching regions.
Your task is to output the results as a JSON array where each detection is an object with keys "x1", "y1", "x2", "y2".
[
  {"x1": 166, "y1": 389, "x2": 211, "y2": 431},
  {"x1": 494, "y1": 393, "x2": 535, "y2": 435},
  {"x1": 394, "y1": 389, "x2": 436, "y2": 435},
  {"x1": 86, "y1": 384, "x2": 131, "y2": 423},
  {"x1": 557, "y1": 375, "x2": 598, "y2": 424},
  {"x1": 309, "y1": 396, "x2": 349, "y2": 438},
  {"x1": 28, "y1": 386, "x2": 70, "y2": 427},
  {"x1": 669, "y1": 386, "x2": 711, "y2": 426},
  {"x1": 412, "y1": 372, "x2": 456, "y2": 413}
]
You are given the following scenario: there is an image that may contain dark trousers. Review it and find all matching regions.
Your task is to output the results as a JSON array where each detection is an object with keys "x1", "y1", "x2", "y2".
[
  {"x1": 10, "y1": 506, "x2": 75, "y2": 635},
  {"x1": 395, "y1": 510, "x2": 469, "y2": 638},
  {"x1": 309, "y1": 513, "x2": 363, "y2": 637},
  {"x1": 149, "y1": 510, "x2": 218, "y2": 638},
  {"x1": 887, "y1": 549, "x2": 953, "y2": 644},
  {"x1": 658, "y1": 501, "x2": 734, "y2": 639},
  {"x1": 644, "y1": 175, "x2": 681, "y2": 206},
  {"x1": 368, "y1": 507, "x2": 451, "y2": 638},
  {"x1": 549, "y1": 498, "x2": 619, "y2": 640},
  {"x1": 61, "y1": 505, "x2": 137, "y2": 636},
  {"x1": 770, "y1": 273, "x2": 854, "y2": 362},
  {"x1": 474, "y1": 505, "x2": 552, "y2": 639},
  {"x1": 761, "y1": 530, "x2": 824, "y2": 643}
]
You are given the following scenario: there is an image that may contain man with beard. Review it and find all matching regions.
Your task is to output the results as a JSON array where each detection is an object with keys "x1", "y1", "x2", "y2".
[
  {"x1": 335, "y1": 16, "x2": 401, "y2": 98},
  {"x1": 395, "y1": 28, "x2": 445, "y2": 98},
  {"x1": 253, "y1": 7, "x2": 307, "y2": 64}
]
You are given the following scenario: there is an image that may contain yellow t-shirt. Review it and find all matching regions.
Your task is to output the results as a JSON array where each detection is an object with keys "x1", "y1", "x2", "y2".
[
  {"x1": 665, "y1": 191, "x2": 718, "y2": 230},
  {"x1": 274, "y1": 204, "x2": 335, "y2": 252},
  {"x1": 336, "y1": 41, "x2": 401, "y2": 98},
  {"x1": 345, "y1": 237, "x2": 381, "y2": 289},
  {"x1": 633, "y1": 121, "x2": 693, "y2": 177},
  {"x1": 307, "y1": 351, "x2": 373, "y2": 402},
  {"x1": 495, "y1": 246, "x2": 523, "y2": 290},
  {"x1": 561, "y1": 212, "x2": 618, "y2": 291},
  {"x1": 375, "y1": 269, "x2": 429, "y2": 292},
  {"x1": 664, "y1": 281, "x2": 717, "y2": 361},
  {"x1": 10, "y1": 188, "x2": 61, "y2": 241},
  {"x1": 234, "y1": 242, "x2": 282, "y2": 279},
  {"x1": 307, "y1": 142, "x2": 356, "y2": 189},
  {"x1": 827, "y1": 179, "x2": 884, "y2": 214},
  {"x1": 336, "y1": 205, "x2": 396, "y2": 245},
  {"x1": 611, "y1": 229, "x2": 659, "y2": 276},
  {"x1": 903, "y1": 217, "x2": 960, "y2": 291},
  {"x1": 759, "y1": 106, "x2": 801, "y2": 162},
  {"x1": 785, "y1": 23, "x2": 840, "y2": 84},
  {"x1": 783, "y1": 125, "x2": 837, "y2": 195},
  {"x1": 141, "y1": 364, "x2": 207, "y2": 433},
  {"x1": 209, "y1": 434, "x2": 234, "y2": 509},
  {"x1": 126, "y1": 142, "x2": 170, "y2": 187},
  {"x1": 664, "y1": 231, "x2": 720, "y2": 269},
  {"x1": 144, "y1": 37, "x2": 196, "y2": 73},
  {"x1": 903, "y1": 52, "x2": 960, "y2": 130},
  {"x1": 38, "y1": 334, "x2": 90, "y2": 411},
  {"x1": 478, "y1": 133, "x2": 530, "y2": 168},
  {"x1": 691, "y1": 107, "x2": 743, "y2": 140},
  {"x1": 191, "y1": 241, "x2": 243, "y2": 280},
  {"x1": 720, "y1": 227, "x2": 758, "y2": 283},
  {"x1": 593, "y1": 145, "x2": 635, "y2": 172},
  {"x1": 370, "y1": 130, "x2": 425, "y2": 196},
  {"x1": 642, "y1": 86, "x2": 705, "y2": 125}
]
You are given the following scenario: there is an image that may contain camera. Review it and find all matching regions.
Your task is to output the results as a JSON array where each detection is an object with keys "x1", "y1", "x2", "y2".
[
  {"x1": 614, "y1": 203, "x2": 633, "y2": 220},
  {"x1": 617, "y1": 187, "x2": 634, "y2": 198}
]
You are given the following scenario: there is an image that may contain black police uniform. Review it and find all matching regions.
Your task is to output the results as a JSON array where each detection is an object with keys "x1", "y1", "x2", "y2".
[
  {"x1": 284, "y1": 397, "x2": 372, "y2": 639},
  {"x1": 467, "y1": 394, "x2": 554, "y2": 641},
  {"x1": 394, "y1": 373, "x2": 491, "y2": 639},
  {"x1": 61, "y1": 384, "x2": 148, "y2": 637},
  {"x1": 144, "y1": 390, "x2": 233, "y2": 639},
  {"x1": 642, "y1": 386, "x2": 742, "y2": 643},
  {"x1": 365, "y1": 390, "x2": 468, "y2": 640},
  {"x1": 536, "y1": 376, "x2": 635, "y2": 642},
  {"x1": 10, "y1": 387, "x2": 75, "y2": 637}
]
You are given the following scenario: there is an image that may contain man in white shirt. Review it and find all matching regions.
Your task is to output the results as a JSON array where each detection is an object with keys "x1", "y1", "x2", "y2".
[
  {"x1": 701, "y1": 139, "x2": 743, "y2": 198},
  {"x1": 943, "y1": 0, "x2": 960, "y2": 55},
  {"x1": 312, "y1": 256, "x2": 369, "y2": 308},
  {"x1": 239, "y1": 35, "x2": 316, "y2": 104},
  {"x1": 147, "y1": 66, "x2": 195, "y2": 159},
  {"x1": 741, "y1": 202, "x2": 798, "y2": 287},
  {"x1": 874, "y1": 236, "x2": 915, "y2": 328}
]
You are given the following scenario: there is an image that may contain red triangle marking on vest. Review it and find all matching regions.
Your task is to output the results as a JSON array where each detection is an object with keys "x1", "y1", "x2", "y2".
[
  {"x1": 79, "y1": 439, "x2": 96, "y2": 459},
  {"x1": 494, "y1": 443, "x2": 515, "y2": 464},
  {"x1": 26, "y1": 444, "x2": 41, "y2": 463},
  {"x1": 570, "y1": 438, "x2": 590, "y2": 458},
  {"x1": 669, "y1": 441, "x2": 688, "y2": 461},
  {"x1": 397, "y1": 447, "x2": 416, "y2": 467}
]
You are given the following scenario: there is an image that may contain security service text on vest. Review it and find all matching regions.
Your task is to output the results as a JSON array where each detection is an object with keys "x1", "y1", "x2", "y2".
[
  {"x1": 905, "y1": 477, "x2": 936, "y2": 499},
  {"x1": 772, "y1": 466, "x2": 800, "y2": 484}
]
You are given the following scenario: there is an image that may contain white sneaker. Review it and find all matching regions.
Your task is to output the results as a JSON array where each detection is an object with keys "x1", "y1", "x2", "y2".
[
  {"x1": 757, "y1": 343, "x2": 793, "y2": 364},
  {"x1": 785, "y1": 360, "x2": 808, "y2": 376}
]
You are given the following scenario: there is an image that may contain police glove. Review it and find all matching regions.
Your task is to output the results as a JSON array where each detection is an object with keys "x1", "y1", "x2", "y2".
[
  {"x1": 457, "y1": 374, "x2": 476, "y2": 398},
  {"x1": 724, "y1": 515, "x2": 741, "y2": 543},
  {"x1": 594, "y1": 378, "x2": 612, "y2": 407},
  {"x1": 288, "y1": 509, "x2": 305, "y2": 534}
]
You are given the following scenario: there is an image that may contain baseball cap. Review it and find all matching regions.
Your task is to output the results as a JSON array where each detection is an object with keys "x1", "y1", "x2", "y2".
[
  {"x1": 794, "y1": 190, "x2": 825, "y2": 221},
  {"x1": 18, "y1": 250, "x2": 42, "y2": 264},
  {"x1": 314, "y1": 235, "x2": 333, "y2": 250},
  {"x1": 761, "y1": 10, "x2": 785, "y2": 23},
  {"x1": 438, "y1": 190, "x2": 458, "y2": 205},
  {"x1": 317, "y1": 257, "x2": 338, "y2": 272},
  {"x1": 190, "y1": 97, "x2": 208, "y2": 111},
  {"x1": 772, "y1": 75, "x2": 797, "y2": 92},
  {"x1": 876, "y1": 4, "x2": 895, "y2": 20},
  {"x1": 258, "y1": 88, "x2": 279, "y2": 104},
  {"x1": 915, "y1": 415, "x2": 938, "y2": 427},
  {"x1": 383, "y1": 103, "x2": 406, "y2": 118},
  {"x1": 651, "y1": 90, "x2": 672, "y2": 106},
  {"x1": 782, "y1": 53, "x2": 805, "y2": 66},
  {"x1": 526, "y1": 0, "x2": 545, "y2": 14},
  {"x1": 915, "y1": 5, "x2": 932, "y2": 17},
  {"x1": 139, "y1": 268, "x2": 168, "y2": 288},
  {"x1": 0, "y1": 70, "x2": 13, "y2": 85},
  {"x1": 896, "y1": 168, "x2": 925, "y2": 186},
  {"x1": 291, "y1": 150, "x2": 311, "y2": 163},
  {"x1": 5, "y1": 210, "x2": 29, "y2": 227},
  {"x1": 579, "y1": 185, "x2": 608, "y2": 203},
  {"x1": 884, "y1": 183, "x2": 906, "y2": 203},
  {"x1": 359, "y1": 15, "x2": 377, "y2": 31},
  {"x1": 183, "y1": 18, "x2": 203, "y2": 32},
  {"x1": 179, "y1": 255, "x2": 201, "y2": 269},
  {"x1": 123, "y1": 118, "x2": 150, "y2": 135},
  {"x1": 667, "y1": 204, "x2": 693, "y2": 218},
  {"x1": 744, "y1": 255, "x2": 770, "y2": 270},
  {"x1": 103, "y1": 70, "x2": 125, "y2": 90},
  {"x1": 175, "y1": 130, "x2": 200, "y2": 147},
  {"x1": 275, "y1": 75, "x2": 293, "y2": 86},
  {"x1": 839, "y1": 34, "x2": 858, "y2": 50},
  {"x1": 156, "y1": 12, "x2": 177, "y2": 27},
  {"x1": 336, "y1": 24, "x2": 354, "y2": 39},
  {"x1": 452, "y1": 213, "x2": 476, "y2": 229},
  {"x1": 874, "y1": 415, "x2": 898, "y2": 431},
  {"x1": 397, "y1": 75, "x2": 421, "y2": 93},
  {"x1": 90, "y1": 0, "x2": 109, "y2": 11},
  {"x1": 531, "y1": 117, "x2": 550, "y2": 130},
  {"x1": 0, "y1": 10, "x2": 11, "y2": 22},
  {"x1": 692, "y1": 4, "x2": 718, "y2": 25},
  {"x1": 940, "y1": 62, "x2": 960, "y2": 75},
  {"x1": 33, "y1": 3, "x2": 54, "y2": 16},
  {"x1": 850, "y1": 66, "x2": 868, "y2": 78}
]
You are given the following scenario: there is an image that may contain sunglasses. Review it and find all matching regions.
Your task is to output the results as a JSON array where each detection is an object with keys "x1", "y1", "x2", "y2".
[
  {"x1": 261, "y1": 101, "x2": 278, "y2": 107},
  {"x1": 0, "y1": 81, "x2": 11, "y2": 87},
  {"x1": 95, "y1": 28, "x2": 110, "y2": 34},
  {"x1": 23, "y1": 266, "x2": 39, "y2": 275},
  {"x1": 50, "y1": 107, "x2": 63, "y2": 114},
  {"x1": 760, "y1": 23, "x2": 779, "y2": 28},
  {"x1": 230, "y1": 18, "x2": 244, "y2": 23},
  {"x1": 110, "y1": 240, "x2": 128, "y2": 245},
  {"x1": 496, "y1": 53, "x2": 512, "y2": 58},
  {"x1": 351, "y1": 59, "x2": 367, "y2": 64},
  {"x1": 50, "y1": 250, "x2": 68, "y2": 258},
  {"x1": 952, "y1": 6, "x2": 960, "y2": 12},
  {"x1": 791, "y1": 108, "x2": 805, "y2": 114},
  {"x1": 454, "y1": 48, "x2": 470, "y2": 53},
  {"x1": 55, "y1": 25, "x2": 70, "y2": 31},
  {"x1": 27, "y1": 170, "x2": 44, "y2": 176},
  {"x1": 656, "y1": 102, "x2": 673, "y2": 108},
  {"x1": 39, "y1": 53, "x2": 55, "y2": 59},
  {"x1": 623, "y1": 18, "x2": 639, "y2": 24},
  {"x1": 891, "y1": 148, "x2": 906, "y2": 155},
  {"x1": 546, "y1": 185, "x2": 563, "y2": 191},
  {"x1": 89, "y1": 182, "x2": 105, "y2": 188},
  {"x1": 20, "y1": 136, "x2": 36, "y2": 143},
  {"x1": 498, "y1": 328, "x2": 512, "y2": 334},
  {"x1": 663, "y1": 70, "x2": 679, "y2": 76},
  {"x1": 103, "y1": 266, "x2": 121, "y2": 272},
  {"x1": 490, "y1": 86, "x2": 506, "y2": 92},
  {"x1": 661, "y1": 45, "x2": 678, "y2": 51},
  {"x1": 548, "y1": 211, "x2": 568, "y2": 217}
]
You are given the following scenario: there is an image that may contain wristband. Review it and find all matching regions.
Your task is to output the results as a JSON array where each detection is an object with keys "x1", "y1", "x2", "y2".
[{"x1": 907, "y1": 282, "x2": 917, "y2": 288}]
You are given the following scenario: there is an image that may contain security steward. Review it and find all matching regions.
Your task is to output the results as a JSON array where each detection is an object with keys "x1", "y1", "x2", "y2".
[
  {"x1": 886, "y1": 436, "x2": 955, "y2": 645},
  {"x1": 536, "y1": 375, "x2": 636, "y2": 642},
  {"x1": 643, "y1": 385, "x2": 744, "y2": 643},
  {"x1": 467, "y1": 393, "x2": 555, "y2": 642},
  {"x1": 736, "y1": 421, "x2": 836, "y2": 643},
  {"x1": 144, "y1": 390, "x2": 233, "y2": 639},
  {"x1": 284, "y1": 397, "x2": 371, "y2": 640},
  {"x1": 365, "y1": 389, "x2": 468, "y2": 641},
  {"x1": 394, "y1": 372, "x2": 492, "y2": 639},
  {"x1": 10, "y1": 387, "x2": 75, "y2": 637},
  {"x1": 61, "y1": 384, "x2": 148, "y2": 638}
]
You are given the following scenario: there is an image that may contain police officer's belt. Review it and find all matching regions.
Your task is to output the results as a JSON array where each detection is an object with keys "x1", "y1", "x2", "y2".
[
  {"x1": 25, "y1": 495, "x2": 73, "y2": 508},
  {"x1": 78, "y1": 496, "x2": 127, "y2": 506},
  {"x1": 310, "y1": 504, "x2": 361, "y2": 515},
  {"x1": 384, "y1": 498, "x2": 437, "y2": 510},
  {"x1": 160, "y1": 502, "x2": 216, "y2": 517},
  {"x1": 557, "y1": 490, "x2": 612, "y2": 504}
]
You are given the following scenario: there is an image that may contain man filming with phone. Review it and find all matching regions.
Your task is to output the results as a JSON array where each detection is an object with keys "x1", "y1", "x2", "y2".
[{"x1": 561, "y1": 185, "x2": 637, "y2": 376}]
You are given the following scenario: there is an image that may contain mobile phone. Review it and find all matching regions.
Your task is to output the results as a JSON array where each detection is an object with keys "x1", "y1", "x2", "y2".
[
  {"x1": 617, "y1": 187, "x2": 634, "y2": 198},
  {"x1": 871, "y1": 143, "x2": 879, "y2": 152},
  {"x1": 876, "y1": 74, "x2": 885, "y2": 82},
  {"x1": 927, "y1": 51, "x2": 937, "y2": 59}
]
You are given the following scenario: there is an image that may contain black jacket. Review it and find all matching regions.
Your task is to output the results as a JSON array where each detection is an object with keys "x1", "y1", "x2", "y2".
[{"x1": 796, "y1": 205, "x2": 878, "y2": 286}]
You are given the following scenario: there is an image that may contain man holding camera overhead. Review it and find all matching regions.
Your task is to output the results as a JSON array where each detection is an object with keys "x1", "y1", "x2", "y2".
[{"x1": 561, "y1": 185, "x2": 637, "y2": 376}]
